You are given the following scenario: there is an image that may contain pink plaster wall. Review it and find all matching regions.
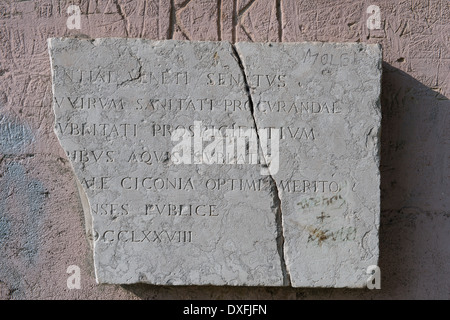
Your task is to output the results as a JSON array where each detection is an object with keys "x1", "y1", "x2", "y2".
[{"x1": 0, "y1": 0, "x2": 448, "y2": 299}]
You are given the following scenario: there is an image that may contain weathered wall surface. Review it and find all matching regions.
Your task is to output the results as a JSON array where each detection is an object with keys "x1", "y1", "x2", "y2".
[{"x1": 0, "y1": 0, "x2": 448, "y2": 299}]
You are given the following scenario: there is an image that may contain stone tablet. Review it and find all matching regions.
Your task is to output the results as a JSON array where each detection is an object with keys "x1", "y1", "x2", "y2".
[{"x1": 48, "y1": 39, "x2": 382, "y2": 287}]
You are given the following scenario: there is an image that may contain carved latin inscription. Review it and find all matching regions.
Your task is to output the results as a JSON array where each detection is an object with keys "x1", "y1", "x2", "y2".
[{"x1": 49, "y1": 39, "x2": 381, "y2": 287}]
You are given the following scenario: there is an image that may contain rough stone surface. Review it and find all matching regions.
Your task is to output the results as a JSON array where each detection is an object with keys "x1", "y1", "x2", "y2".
[
  {"x1": 49, "y1": 38, "x2": 381, "y2": 287},
  {"x1": 0, "y1": 0, "x2": 449, "y2": 299}
]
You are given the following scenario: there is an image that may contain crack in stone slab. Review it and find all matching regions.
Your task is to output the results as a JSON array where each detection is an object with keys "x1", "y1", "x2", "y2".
[{"x1": 231, "y1": 44, "x2": 291, "y2": 286}]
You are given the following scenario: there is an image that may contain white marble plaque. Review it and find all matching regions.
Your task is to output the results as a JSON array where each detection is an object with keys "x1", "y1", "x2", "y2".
[{"x1": 49, "y1": 39, "x2": 381, "y2": 287}]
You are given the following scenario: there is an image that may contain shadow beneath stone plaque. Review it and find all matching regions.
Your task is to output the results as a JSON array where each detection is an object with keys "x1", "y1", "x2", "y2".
[{"x1": 123, "y1": 62, "x2": 449, "y2": 299}]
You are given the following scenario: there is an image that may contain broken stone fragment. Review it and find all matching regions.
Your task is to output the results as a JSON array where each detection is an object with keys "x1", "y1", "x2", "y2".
[{"x1": 235, "y1": 42, "x2": 382, "y2": 287}]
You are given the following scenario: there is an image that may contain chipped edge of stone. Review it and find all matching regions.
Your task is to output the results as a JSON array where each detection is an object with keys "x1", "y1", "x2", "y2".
[{"x1": 48, "y1": 38, "x2": 101, "y2": 283}]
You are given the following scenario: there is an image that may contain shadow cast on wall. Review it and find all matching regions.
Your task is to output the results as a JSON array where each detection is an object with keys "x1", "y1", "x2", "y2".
[{"x1": 122, "y1": 62, "x2": 449, "y2": 299}]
